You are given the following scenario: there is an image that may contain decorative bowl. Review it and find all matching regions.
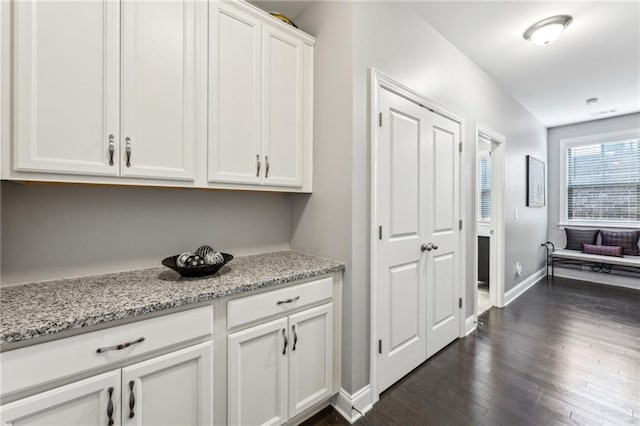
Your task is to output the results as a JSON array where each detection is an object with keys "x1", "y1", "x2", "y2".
[
  {"x1": 162, "y1": 253, "x2": 233, "y2": 278},
  {"x1": 269, "y1": 12, "x2": 298, "y2": 28}
]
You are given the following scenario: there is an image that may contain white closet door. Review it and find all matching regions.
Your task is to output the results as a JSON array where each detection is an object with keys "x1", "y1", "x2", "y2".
[
  {"x1": 425, "y1": 113, "x2": 462, "y2": 358},
  {"x1": 261, "y1": 24, "x2": 304, "y2": 187},
  {"x1": 228, "y1": 317, "x2": 288, "y2": 426},
  {"x1": 14, "y1": 0, "x2": 120, "y2": 176},
  {"x1": 208, "y1": 3, "x2": 262, "y2": 185},
  {"x1": 120, "y1": 1, "x2": 196, "y2": 181},
  {"x1": 0, "y1": 371, "x2": 121, "y2": 426},
  {"x1": 376, "y1": 88, "x2": 429, "y2": 393},
  {"x1": 288, "y1": 303, "x2": 333, "y2": 418}
]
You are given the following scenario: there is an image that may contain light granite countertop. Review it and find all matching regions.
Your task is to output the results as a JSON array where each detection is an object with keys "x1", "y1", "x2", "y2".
[{"x1": 0, "y1": 251, "x2": 345, "y2": 346}]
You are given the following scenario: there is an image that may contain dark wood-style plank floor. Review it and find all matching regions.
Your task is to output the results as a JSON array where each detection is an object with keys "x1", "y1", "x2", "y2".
[{"x1": 304, "y1": 277, "x2": 640, "y2": 425}]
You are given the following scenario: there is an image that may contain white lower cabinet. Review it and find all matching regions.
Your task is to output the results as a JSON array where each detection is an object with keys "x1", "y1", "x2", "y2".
[
  {"x1": 0, "y1": 342, "x2": 213, "y2": 426},
  {"x1": 122, "y1": 342, "x2": 213, "y2": 426},
  {"x1": 228, "y1": 303, "x2": 333, "y2": 425},
  {"x1": 0, "y1": 371, "x2": 121, "y2": 426},
  {"x1": 287, "y1": 304, "x2": 333, "y2": 419}
]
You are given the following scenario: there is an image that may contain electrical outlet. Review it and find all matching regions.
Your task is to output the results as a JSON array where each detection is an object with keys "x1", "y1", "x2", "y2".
[{"x1": 516, "y1": 262, "x2": 523, "y2": 276}]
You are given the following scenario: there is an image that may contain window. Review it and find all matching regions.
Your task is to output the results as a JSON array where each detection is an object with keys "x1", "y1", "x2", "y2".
[
  {"x1": 478, "y1": 156, "x2": 491, "y2": 222},
  {"x1": 562, "y1": 131, "x2": 639, "y2": 225}
]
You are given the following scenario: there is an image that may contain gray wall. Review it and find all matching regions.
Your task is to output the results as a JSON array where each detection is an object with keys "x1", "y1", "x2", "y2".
[
  {"x1": 547, "y1": 112, "x2": 640, "y2": 254},
  {"x1": 290, "y1": 0, "x2": 354, "y2": 392},
  {"x1": 350, "y1": 2, "x2": 547, "y2": 392},
  {"x1": 293, "y1": 1, "x2": 548, "y2": 394},
  {"x1": 1, "y1": 182, "x2": 291, "y2": 285}
]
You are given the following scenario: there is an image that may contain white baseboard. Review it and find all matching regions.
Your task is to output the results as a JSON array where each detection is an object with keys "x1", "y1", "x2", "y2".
[
  {"x1": 553, "y1": 268, "x2": 640, "y2": 291},
  {"x1": 331, "y1": 385, "x2": 373, "y2": 424},
  {"x1": 465, "y1": 316, "x2": 476, "y2": 335},
  {"x1": 504, "y1": 267, "x2": 546, "y2": 306}
]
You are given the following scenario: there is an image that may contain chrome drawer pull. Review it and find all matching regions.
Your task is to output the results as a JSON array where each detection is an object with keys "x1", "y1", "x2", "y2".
[
  {"x1": 106, "y1": 387, "x2": 115, "y2": 426},
  {"x1": 128, "y1": 381, "x2": 136, "y2": 419},
  {"x1": 96, "y1": 337, "x2": 145, "y2": 353},
  {"x1": 108, "y1": 134, "x2": 115, "y2": 166},
  {"x1": 276, "y1": 296, "x2": 300, "y2": 305},
  {"x1": 256, "y1": 154, "x2": 261, "y2": 177},
  {"x1": 265, "y1": 155, "x2": 270, "y2": 178},
  {"x1": 125, "y1": 137, "x2": 132, "y2": 167},
  {"x1": 282, "y1": 328, "x2": 288, "y2": 355},
  {"x1": 292, "y1": 324, "x2": 298, "y2": 351}
]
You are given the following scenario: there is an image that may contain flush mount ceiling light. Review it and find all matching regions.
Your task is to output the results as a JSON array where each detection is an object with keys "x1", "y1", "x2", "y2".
[
  {"x1": 586, "y1": 97, "x2": 599, "y2": 106},
  {"x1": 523, "y1": 15, "x2": 573, "y2": 46}
]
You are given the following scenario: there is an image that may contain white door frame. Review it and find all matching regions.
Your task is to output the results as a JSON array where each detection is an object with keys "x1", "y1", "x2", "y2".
[
  {"x1": 369, "y1": 69, "x2": 465, "y2": 403},
  {"x1": 473, "y1": 122, "x2": 506, "y2": 318}
]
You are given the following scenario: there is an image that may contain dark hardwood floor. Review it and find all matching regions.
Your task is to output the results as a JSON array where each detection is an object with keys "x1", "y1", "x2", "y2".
[{"x1": 304, "y1": 277, "x2": 640, "y2": 425}]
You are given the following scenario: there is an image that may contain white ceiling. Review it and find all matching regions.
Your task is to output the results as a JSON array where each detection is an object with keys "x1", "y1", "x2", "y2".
[
  {"x1": 251, "y1": 1, "x2": 640, "y2": 128},
  {"x1": 403, "y1": 1, "x2": 640, "y2": 127}
]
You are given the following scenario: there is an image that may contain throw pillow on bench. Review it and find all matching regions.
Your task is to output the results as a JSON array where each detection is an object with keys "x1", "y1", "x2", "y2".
[
  {"x1": 600, "y1": 230, "x2": 640, "y2": 256},
  {"x1": 564, "y1": 228, "x2": 599, "y2": 251},
  {"x1": 581, "y1": 243, "x2": 624, "y2": 257}
]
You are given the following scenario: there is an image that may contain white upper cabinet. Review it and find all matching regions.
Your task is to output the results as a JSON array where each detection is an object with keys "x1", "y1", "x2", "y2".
[
  {"x1": 6, "y1": 0, "x2": 314, "y2": 192},
  {"x1": 208, "y1": 1, "x2": 314, "y2": 190},
  {"x1": 120, "y1": 1, "x2": 196, "y2": 181},
  {"x1": 208, "y1": 3, "x2": 262, "y2": 184},
  {"x1": 262, "y1": 24, "x2": 304, "y2": 187},
  {"x1": 14, "y1": 0, "x2": 120, "y2": 176}
]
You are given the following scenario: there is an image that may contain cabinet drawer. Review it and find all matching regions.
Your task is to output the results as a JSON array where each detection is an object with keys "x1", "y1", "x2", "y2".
[
  {"x1": 227, "y1": 276, "x2": 332, "y2": 329},
  {"x1": 0, "y1": 306, "x2": 213, "y2": 398}
]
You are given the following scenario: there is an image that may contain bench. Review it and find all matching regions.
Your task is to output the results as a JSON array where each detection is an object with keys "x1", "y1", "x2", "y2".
[{"x1": 542, "y1": 242, "x2": 640, "y2": 279}]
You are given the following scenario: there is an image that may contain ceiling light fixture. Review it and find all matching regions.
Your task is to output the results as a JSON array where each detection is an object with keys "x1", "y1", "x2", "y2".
[
  {"x1": 586, "y1": 97, "x2": 599, "y2": 106},
  {"x1": 523, "y1": 15, "x2": 573, "y2": 46}
]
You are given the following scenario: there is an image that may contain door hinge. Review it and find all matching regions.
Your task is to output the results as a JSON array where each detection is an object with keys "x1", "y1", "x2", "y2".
[
  {"x1": 379, "y1": 112, "x2": 383, "y2": 127},
  {"x1": 378, "y1": 339, "x2": 382, "y2": 354},
  {"x1": 378, "y1": 225, "x2": 382, "y2": 240},
  {"x1": 459, "y1": 298, "x2": 463, "y2": 309},
  {"x1": 459, "y1": 220, "x2": 462, "y2": 230},
  {"x1": 459, "y1": 142, "x2": 463, "y2": 153}
]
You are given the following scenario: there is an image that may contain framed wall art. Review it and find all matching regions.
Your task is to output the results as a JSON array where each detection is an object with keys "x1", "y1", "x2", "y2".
[{"x1": 526, "y1": 155, "x2": 545, "y2": 207}]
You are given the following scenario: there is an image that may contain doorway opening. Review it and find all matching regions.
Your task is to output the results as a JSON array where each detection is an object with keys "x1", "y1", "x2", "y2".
[
  {"x1": 477, "y1": 136, "x2": 492, "y2": 315},
  {"x1": 474, "y1": 123, "x2": 506, "y2": 322}
]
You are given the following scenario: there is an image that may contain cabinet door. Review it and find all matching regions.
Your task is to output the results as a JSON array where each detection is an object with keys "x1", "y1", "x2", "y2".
[
  {"x1": 288, "y1": 303, "x2": 334, "y2": 418},
  {"x1": 120, "y1": 342, "x2": 212, "y2": 426},
  {"x1": 0, "y1": 370, "x2": 121, "y2": 426},
  {"x1": 120, "y1": 1, "x2": 197, "y2": 181},
  {"x1": 208, "y1": 3, "x2": 262, "y2": 185},
  {"x1": 262, "y1": 24, "x2": 304, "y2": 187},
  {"x1": 228, "y1": 317, "x2": 288, "y2": 426},
  {"x1": 14, "y1": 1, "x2": 120, "y2": 176}
]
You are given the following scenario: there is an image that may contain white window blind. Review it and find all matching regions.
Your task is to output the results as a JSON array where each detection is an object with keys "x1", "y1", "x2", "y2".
[
  {"x1": 566, "y1": 138, "x2": 639, "y2": 223},
  {"x1": 479, "y1": 156, "x2": 491, "y2": 222}
]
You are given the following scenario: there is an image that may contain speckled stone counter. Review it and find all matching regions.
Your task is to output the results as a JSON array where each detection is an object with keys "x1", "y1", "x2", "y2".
[{"x1": 0, "y1": 251, "x2": 344, "y2": 346}]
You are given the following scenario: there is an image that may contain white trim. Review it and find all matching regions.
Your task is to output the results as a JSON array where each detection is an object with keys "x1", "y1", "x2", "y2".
[
  {"x1": 465, "y1": 316, "x2": 476, "y2": 335},
  {"x1": 473, "y1": 122, "x2": 506, "y2": 318},
  {"x1": 558, "y1": 128, "x2": 640, "y2": 227},
  {"x1": 504, "y1": 267, "x2": 547, "y2": 306},
  {"x1": 369, "y1": 69, "x2": 466, "y2": 406},
  {"x1": 331, "y1": 386, "x2": 373, "y2": 424}
]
